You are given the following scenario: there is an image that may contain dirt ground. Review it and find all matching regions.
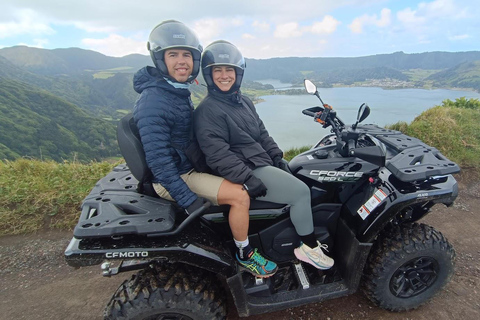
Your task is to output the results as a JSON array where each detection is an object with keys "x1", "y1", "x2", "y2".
[{"x1": 1, "y1": 171, "x2": 479, "y2": 320}]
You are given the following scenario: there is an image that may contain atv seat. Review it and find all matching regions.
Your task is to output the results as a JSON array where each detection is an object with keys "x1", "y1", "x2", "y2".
[
  {"x1": 116, "y1": 113, "x2": 286, "y2": 212},
  {"x1": 117, "y1": 113, "x2": 159, "y2": 197}
]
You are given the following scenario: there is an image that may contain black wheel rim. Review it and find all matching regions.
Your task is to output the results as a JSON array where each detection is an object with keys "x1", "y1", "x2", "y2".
[
  {"x1": 145, "y1": 313, "x2": 194, "y2": 320},
  {"x1": 390, "y1": 256, "x2": 439, "y2": 298}
]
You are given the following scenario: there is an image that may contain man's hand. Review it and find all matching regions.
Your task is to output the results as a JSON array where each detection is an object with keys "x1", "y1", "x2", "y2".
[{"x1": 243, "y1": 175, "x2": 268, "y2": 199}]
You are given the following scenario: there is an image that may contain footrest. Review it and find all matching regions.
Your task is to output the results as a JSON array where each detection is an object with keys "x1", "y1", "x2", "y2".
[{"x1": 293, "y1": 262, "x2": 310, "y2": 289}]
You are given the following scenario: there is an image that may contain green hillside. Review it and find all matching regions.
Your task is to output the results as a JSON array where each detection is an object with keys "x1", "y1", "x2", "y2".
[
  {"x1": 426, "y1": 60, "x2": 480, "y2": 92},
  {"x1": 0, "y1": 79, "x2": 119, "y2": 162},
  {"x1": 0, "y1": 52, "x2": 138, "y2": 118}
]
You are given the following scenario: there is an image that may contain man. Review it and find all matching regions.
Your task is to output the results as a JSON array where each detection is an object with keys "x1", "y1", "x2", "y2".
[{"x1": 133, "y1": 20, "x2": 278, "y2": 278}]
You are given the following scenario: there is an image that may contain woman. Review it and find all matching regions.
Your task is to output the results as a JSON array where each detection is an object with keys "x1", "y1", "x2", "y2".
[{"x1": 194, "y1": 40, "x2": 334, "y2": 270}]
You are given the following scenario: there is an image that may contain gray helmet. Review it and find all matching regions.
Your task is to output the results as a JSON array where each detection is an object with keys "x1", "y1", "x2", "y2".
[
  {"x1": 201, "y1": 40, "x2": 246, "y2": 92},
  {"x1": 147, "y1": 20, "x2": 203, "y2": 82}
]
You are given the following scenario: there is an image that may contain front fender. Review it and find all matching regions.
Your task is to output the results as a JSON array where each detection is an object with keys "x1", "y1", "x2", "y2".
[{"x1": 356, "y1": 173, "x2": 458, "y2": 243}]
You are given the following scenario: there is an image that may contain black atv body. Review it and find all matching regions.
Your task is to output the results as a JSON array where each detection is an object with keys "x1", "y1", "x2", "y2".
[{"x1": 65, "y1": 80, "x2": 459, "y2": 319}]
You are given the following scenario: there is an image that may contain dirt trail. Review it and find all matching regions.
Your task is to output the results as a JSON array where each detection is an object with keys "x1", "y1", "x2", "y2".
[{"x1": 1, "y1": 172, "x2": 479, "y2": 320}]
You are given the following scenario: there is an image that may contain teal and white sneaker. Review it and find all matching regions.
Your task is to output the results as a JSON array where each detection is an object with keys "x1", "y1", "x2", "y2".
[
  {"x1": 236, "y1": 248, "x2": 278, "y2": 278},
  {"x1": 294, "y1": 241, "x2": 334, "y2": 270}
]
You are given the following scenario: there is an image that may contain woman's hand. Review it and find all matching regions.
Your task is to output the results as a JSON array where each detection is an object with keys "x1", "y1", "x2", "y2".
[{"x1": 242, "y1": 176, "x2": 267, "y2": 199}]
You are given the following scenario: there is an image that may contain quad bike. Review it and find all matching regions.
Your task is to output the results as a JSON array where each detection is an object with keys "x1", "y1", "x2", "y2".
[{"x1": 65, "y1": 79, "x2": 460, "y2": 319}]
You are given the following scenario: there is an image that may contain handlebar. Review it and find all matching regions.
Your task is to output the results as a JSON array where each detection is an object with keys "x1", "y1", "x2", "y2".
[
  {"x1": 348, "y1": 139, "x2": 356, "y2": 156},
  {"x1": 302, "y1": 109, "x2": 317, "y2": 117}
]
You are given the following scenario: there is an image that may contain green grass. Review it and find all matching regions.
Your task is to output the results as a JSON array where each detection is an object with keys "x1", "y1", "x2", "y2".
[
  {"x1": 116, "y1": 109, "x2": 131, "y2": 115},
  {"x1": 387, "y1": 97, "x2": 480, "y2": 169},
  {"x1": 284, "y1": 146, "x2": 311, "y2": 161},
  {"x1": 242, "y1": 88, "x2": 275, "y2": 101},
  {"x1": 92, "y1": 67, "x2": 135, "y2": 79},
  {"x1": 403, "y1": 69, "x2": 441, "y2": 81},
  {"x1": 0, "y1": 159, "x2": 117, "y2": 235},
  {"x1": 93, "y1": 72, "x2": 115, "y2": 79}
]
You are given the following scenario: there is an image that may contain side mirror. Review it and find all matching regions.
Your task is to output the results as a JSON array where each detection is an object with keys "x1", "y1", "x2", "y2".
[
  {"x1": 304, "y1": 79, "x2": 317, "y2": 95},
  {"x1": 357, "y1": 103, "x2": 370, "y2": 123},
  {"x1": 352, "y1": 103, "x2": 370, "y2": 130}
]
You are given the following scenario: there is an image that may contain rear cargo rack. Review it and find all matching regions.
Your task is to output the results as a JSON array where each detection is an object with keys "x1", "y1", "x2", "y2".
[{"x1": 356, "y1": 124, "x2": 460, "y2": 182}]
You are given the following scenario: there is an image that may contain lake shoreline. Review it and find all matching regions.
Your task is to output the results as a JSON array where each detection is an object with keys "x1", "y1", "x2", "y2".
[
  {"x1": 254, "y1": 79, "x2": 480, "y2": 96},
  {"x1": 253, "y1": 86, "x2": 480, "y2": 150}
]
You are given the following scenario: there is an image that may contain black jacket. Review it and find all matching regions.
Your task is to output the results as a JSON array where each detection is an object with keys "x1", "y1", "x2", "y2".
[{"x1": 194, "y1": 90, "x2": 282, "y2": 184}]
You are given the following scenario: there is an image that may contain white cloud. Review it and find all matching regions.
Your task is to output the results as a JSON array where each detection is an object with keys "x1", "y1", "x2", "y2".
[
  {"x1": 274, "y1": 22, "x2": 302, "y2": 38},
  {"x1": 0, "y1": 0, "x2": 355, "y2": 39},
  {"x1": 377, "y1": 8, "x2": 391, "y2": 27},
  {"x1": 310, "y1": 15, "x2": 340, "y2": 34},
  {"x1": 0, "y1": 0, "x2": 478, "y2": 58},
  {"x1": 82, "y1": 34, "x2": 147, "y2": 57},
  {"x1": 242, "y1": 33, "x2": 256, "y2": 39},
  {"x1": 417, "y1": 0, "x2": 460, "y2": 18},
  {"x1": 192, "y1": 19, "x2": 223, "y2": 43},
  {"x1": 397, "y1": 8, "x2": 425, "y2": 26},
  {"x1": 231, "y1": 18, "x2": 244, "y2": 27},
  {"x1": 448, "y1": 34, "x2": 470, "y2": 41},
  {"x1": 32, "y1": 38, "x2": 49, "y2": 47},
  {"x1": 349, "y1": 8, "x2": 391, "y2": 34},
  {"x1": 252, "y1": 21, "x2": 270, "y2": 32},
  {"x1": 192, "y1": 18, "x2": 245, "y2": 45},
  {"x1": 0, "y1": 8, "x2": 54, "y2": 39},
  {"x1": 397, "y1": 0, "x2": 465, "y2": 28},
  {"x1": 395, "y1": 0, "x2": 471, "y2": 46},
  {"x1": 72, "y1": 22, "x2": 117, "y2": 33},
  {"x1": 274, "y1": 17, "x2": 340, "y2": 39}
]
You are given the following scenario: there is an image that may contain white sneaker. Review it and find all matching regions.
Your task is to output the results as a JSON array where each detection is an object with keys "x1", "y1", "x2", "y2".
[{"x1": 294, "y1": 241, "x2": 334, "y2": 270}]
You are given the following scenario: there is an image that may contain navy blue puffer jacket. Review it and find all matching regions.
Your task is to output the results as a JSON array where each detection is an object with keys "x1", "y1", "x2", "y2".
[{"x1": 133, "y1": 66, "x2": 197, "y2": 208}]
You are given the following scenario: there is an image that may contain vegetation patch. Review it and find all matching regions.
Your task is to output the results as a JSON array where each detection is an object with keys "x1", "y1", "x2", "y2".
[
  {"x1": 93, "y1": 72, "x2": 115, "y2": 79},
  {"x1": 284, "y1": 146, "x2": 311, "y2": 161},
  {"x1": 387, "y1": 97, "x2": 480, "y2": 169},
  {"x1": 0, "y1": 159, "x2": 117, "y2": 235}
]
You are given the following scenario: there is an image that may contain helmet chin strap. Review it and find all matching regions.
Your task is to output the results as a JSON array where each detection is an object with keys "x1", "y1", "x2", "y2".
[
  {"x1": 164, "y1": 77, "x2": 191, "y2": 89},
  {"x1": 211, "y1": 83, "x2": 240, "y2": 95},
  {"x1": 209, "y1": 85, "x2": 242, "y2": 103}
]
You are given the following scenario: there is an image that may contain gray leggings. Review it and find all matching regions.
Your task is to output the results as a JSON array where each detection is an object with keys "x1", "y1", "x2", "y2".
[{"x1": 252, "y1": 166, "x2": 313, "y2": 236}]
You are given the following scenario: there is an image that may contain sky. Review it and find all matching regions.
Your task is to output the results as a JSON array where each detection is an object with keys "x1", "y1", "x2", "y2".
[{"x1": 0, "y1": 0, "x2": 478, "y2": 59}]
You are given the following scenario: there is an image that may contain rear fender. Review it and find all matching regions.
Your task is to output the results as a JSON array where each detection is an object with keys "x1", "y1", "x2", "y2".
[{"x1": 65, "y1": 223, "x2": 237, "y2": 277}]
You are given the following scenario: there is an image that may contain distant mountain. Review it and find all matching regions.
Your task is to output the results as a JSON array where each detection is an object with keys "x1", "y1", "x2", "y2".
[
  {"x1": 426, "y1": 60, "x2": 480, "y2": 92},
  {"x1": 244, "y1": 51, "x2": 480, "y2": 84},
  {"x1": 0, "y1": 79, "x2": 119, "y2": 161},
  {"x1": 0, "y1": 46, "x2": 151, "y2": 75},
  {"x1": 3, "y1": 46, "x2": 480, "y2": 81}
]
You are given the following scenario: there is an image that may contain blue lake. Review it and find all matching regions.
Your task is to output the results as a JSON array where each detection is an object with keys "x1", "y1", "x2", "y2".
[{"x1": 254, "y1": 86, "x2": 480, "y2": 150}]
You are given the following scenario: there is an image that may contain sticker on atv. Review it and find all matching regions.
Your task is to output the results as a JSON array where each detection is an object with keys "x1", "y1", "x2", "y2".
[{"x1": 357, "y1": 188, "x2": 388, "y2": 220}]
